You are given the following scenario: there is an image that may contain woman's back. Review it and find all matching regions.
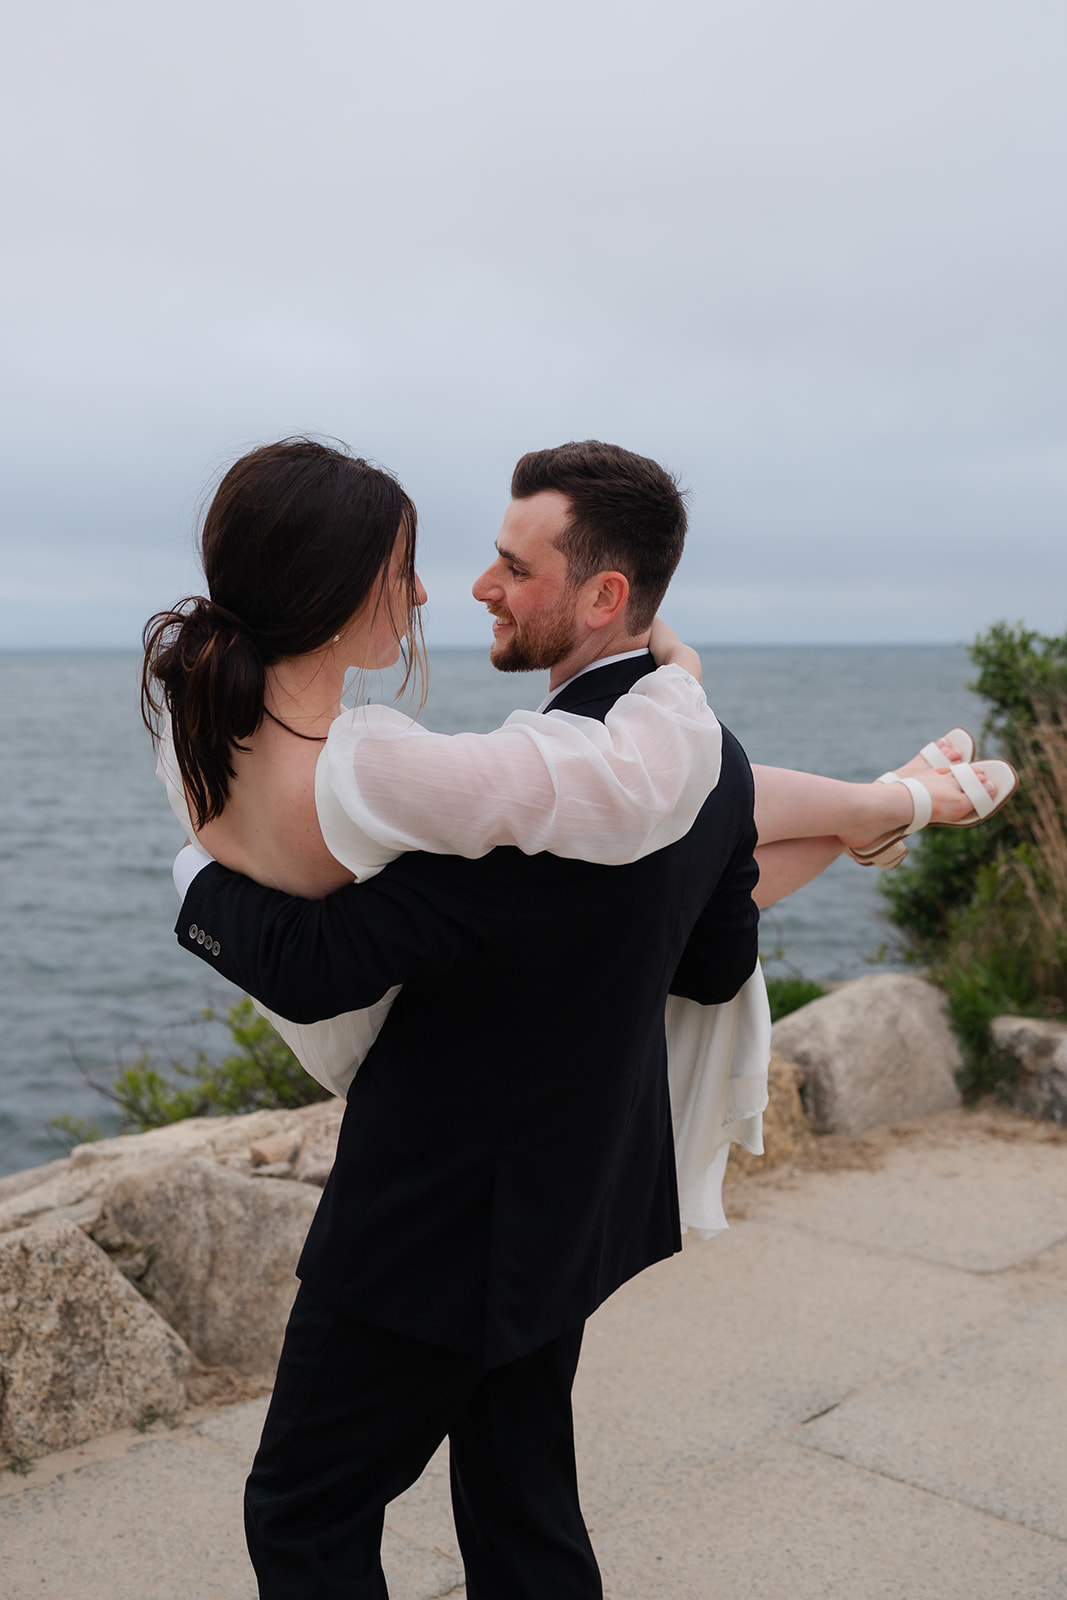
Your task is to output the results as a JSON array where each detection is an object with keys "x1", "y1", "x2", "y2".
[{"x1": 193, "y1": 721, "x2": 354, "y2": 898}]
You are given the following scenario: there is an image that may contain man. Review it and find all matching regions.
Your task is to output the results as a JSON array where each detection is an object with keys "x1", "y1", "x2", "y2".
[{"x1": 177, "y1": 440, "x2": 760, "y2": 1599}]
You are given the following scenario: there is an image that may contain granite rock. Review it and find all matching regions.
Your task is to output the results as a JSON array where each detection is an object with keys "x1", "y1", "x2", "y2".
[
  {"x1": 771, "y1": 973, "x2": 961, "y2": 1135},
  {"x1": 249, "y1": 1131, "x2": 301, "y2": 1169},
  {"x1": 92, "y1": 1156, "x2": 320, "y2": 1374},
  {"x1": 68, "y1": 1107, "x2": 314, "y2": 1179},
  {"x1": 292, "y1": 1099, "x2": 345, "y2": 1186},
  {"x1": 992, "y1": 1015, "x2": 1067, "y2": 1125},
  {"x1": 0, "y1": 1218, "x2": 190, "y2": 1462}
]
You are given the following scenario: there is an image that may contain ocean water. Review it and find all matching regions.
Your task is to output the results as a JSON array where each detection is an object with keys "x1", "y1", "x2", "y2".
[{"x1": 0, "y1": 645, "x2": 984, "y2": 1178}]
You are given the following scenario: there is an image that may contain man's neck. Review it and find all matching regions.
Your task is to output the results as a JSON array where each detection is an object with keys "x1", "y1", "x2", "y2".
[
  {"x1": 548, "y1": 629, "x2": 651, "y2": 691},
  {"x1": 537, "y1": 647, "x2": 652, "y2": 713}
]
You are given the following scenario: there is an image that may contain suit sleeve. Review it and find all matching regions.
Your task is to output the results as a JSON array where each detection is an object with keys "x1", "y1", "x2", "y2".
[
  {"x1": 669, "y1": 828, "x2": 760, "y2": 1003},
  {"x1": 176, "y1": 853, "x2": 509, "y2": 1023},
  {"x1": 669, "y1": 728, "x2": 761, "y2": 1004}
]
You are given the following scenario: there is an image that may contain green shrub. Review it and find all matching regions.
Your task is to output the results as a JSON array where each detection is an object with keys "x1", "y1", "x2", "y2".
[
  {"x1": 765, "y1": 976, "x2": 826, "y2": 1023},
  {"x1": 881, "y1": 621, "x2": 1067, "y2": 1099},
  {"x1": 48, "y1": 1113, "x2": 104, "y2": 1146},
  {"x1": 880, "y1": 820, "x2": 1012, "y2": 958},
  {"x1": 106, "y1": 999, "x2": 330, "y2": 1132},
  {"x1": 969, "y1": 622, "x2": 1067, "y2": 762}
]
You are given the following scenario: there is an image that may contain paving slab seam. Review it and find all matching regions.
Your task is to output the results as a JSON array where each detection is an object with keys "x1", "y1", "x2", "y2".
[
  {"x1": 785, "y1": 1295, "x2": 1067, "y2": 1434},
  {"x1": 793, "y1": 1439, "x2": 1067, "y2": 1548},
  {"x1": 736, "y1": 1215, "x2": 1067, "y2": 1279},
  {"x1": 973, "y1": 1232, "x2": 1067, "y2": 1275},
  {"x1": 784, "y1": 1329, "x2": 1016, "y2": 1426}
]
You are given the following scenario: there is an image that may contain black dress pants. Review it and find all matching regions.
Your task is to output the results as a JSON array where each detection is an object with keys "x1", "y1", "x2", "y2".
[{"x1": 244, "y1": 1284, "x2": 602, "y2": 1600}]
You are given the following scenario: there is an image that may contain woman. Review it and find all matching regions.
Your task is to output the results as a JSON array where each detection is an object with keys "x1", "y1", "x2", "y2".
[{"x1": 146, "y1": 439, "x2": 1014, "y2": 1232}]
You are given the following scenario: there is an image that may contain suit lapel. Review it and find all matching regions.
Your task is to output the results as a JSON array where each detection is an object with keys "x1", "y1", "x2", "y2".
[{"x1": 543, "y1": 651, "x2": 656, "y2": 720}]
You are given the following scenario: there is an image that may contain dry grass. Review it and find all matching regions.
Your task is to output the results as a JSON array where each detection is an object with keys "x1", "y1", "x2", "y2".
[
  {"x1": 942, "y1": 699, "x2": 1067, "y2": 1016},
  {"x1": 1008, "y1": 699, "x2": 1067, "y2": 1002}
]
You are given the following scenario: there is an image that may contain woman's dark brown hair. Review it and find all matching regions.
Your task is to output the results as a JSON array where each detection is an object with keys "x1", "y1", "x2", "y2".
[{"x1": 142, "y1": 438, "x2": 423, "y2": 829}]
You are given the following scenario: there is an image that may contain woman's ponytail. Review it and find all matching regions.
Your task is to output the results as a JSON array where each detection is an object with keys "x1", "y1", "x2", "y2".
[
  {"x1": 141, "y1": 597, "x2": 266, "y2": 828},
  {"x1": 142, "y1": 438, "x2": 424, "y2": 830}
]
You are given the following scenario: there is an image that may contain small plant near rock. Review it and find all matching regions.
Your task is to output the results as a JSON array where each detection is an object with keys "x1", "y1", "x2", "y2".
[
  {"x1": 760, "y1": 946, "x2": 827, "y2": 1023},
  {"x1": 100, "y1": 999, "x2": 330, "y2": 1132},
  {"x1": 135, "y1": 1405, "x2": 180, "y2": 1433},
  {"x1": 6, "y1": 1455, "x2": 33, "y2": 1476},
  {"x1": 47, "y1": 1112, "x2": 104, "y2": 1148},
  {"x1": 765, "y1": 976, "x2": 827, "y2": 1023}
]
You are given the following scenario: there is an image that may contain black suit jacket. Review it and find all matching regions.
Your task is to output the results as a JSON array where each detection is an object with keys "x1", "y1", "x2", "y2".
[{"x1": 177, "y1": 653, "x2": 759, "y2": 1365}]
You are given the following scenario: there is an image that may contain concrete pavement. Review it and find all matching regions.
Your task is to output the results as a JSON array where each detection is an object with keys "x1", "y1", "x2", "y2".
[{"x1": 3, "y1": 1104, "x2": 1066, "y2": 1599}]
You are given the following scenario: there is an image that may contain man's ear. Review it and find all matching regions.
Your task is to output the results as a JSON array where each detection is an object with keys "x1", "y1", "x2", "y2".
[{"x1": 580, "y1": 571, "x2": 630, "y2": 632}]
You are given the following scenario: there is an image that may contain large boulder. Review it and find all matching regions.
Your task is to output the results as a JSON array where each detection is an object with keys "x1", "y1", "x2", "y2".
[
  {"x1": 0, "y1": 1160, "x2": 100, "y2": 1237},
  {"x1": 0, "y1": 1101, "x2": 344, "y2": 1240},
  {"x1": 92, "y1": 1157, "x2": 321, "y2": 1375},
  {"x1": 67, "y1": 1106, "x2": 318, "y2": 1179},
  {"x1": 0, "y1": 1158, "x2": 69, "y2": 1205},
  {"x1": 0, "y1": 1219, "x2": 190, "y2": 1462},
  {"x1": 771, "y1": 973, "x2": 962, "y2": 1135},
  {"x1": 292, "y1": 1099, "x2": 345, "y2": 1185},
  {"x1": 992, "y1": 1016, "x2": 1067, "y2": 1125}
]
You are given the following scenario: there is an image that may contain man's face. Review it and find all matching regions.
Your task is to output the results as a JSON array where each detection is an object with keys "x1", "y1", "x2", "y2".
[{"x1": 471, "y1": 491, "x2": 581, "y2": 673}]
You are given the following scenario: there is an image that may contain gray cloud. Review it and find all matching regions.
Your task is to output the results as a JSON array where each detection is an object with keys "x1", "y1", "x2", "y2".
[{"x1": 2, "y1": 0, "x2": 1064, "y2": 646}]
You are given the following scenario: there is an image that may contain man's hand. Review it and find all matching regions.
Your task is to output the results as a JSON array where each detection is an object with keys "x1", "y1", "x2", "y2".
[{"x1": 649, "y1": 616, "x2": 703, "y2": 684}]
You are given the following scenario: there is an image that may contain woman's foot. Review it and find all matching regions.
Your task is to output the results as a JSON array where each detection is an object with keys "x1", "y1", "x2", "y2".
[
  {"x1": 892, "y1": 727, "x2": 975, "y2": 781},
  {"x1": 845, "y1": 760, "x2": 1011, "y2": 867}
]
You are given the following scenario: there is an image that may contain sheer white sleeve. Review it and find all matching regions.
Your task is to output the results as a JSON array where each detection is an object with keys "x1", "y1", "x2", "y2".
[{"x1": 316, "y1": 664, "x2": 722, "y2": 880}]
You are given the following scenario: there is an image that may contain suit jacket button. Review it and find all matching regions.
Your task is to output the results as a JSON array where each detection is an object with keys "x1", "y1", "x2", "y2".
[
  {"x1": 212, "y1": 941, "x2": 221, "y2": 956},
  {"x1": 189, "y1": 924, "x2": 198, "y2": 940},
  {"x1": 197, "y1": 929, "x2": 207, "y2": 945}
]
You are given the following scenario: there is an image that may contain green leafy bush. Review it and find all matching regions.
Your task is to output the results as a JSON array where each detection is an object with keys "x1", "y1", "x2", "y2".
[
  {"x1": 48, "y1": 1112, "x2": 103, "y2": 1146},
  {"x1": 765, "y1": 976, "x2": 826, "y2": 1023},
  {"x1": 969, "y1": 622, "x2": 1067, "y2": 760},
  {"x1": 881, "y1": 622, "x2": 1067, "y2": 1098},
  {"x1": 106, "y1": 999, "x2": 330, "y2": 1132}
]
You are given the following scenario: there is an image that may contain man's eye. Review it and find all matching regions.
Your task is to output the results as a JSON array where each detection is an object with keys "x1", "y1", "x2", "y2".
[{"x1": 508, "y1": 565, "x2": 525, "y2": 578}]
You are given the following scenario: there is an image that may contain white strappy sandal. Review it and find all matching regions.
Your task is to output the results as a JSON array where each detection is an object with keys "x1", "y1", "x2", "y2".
[
  {"x1": 918, "y1": 726, "x2": 975, "y2": 768},
  {"x1": 849, "y1": 758, "x2": 1019, "y2": 870}
]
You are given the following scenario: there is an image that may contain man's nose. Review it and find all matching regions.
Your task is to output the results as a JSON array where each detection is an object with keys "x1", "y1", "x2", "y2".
[{"x1": 472, "y1": 562, "x2": 501, "y2": 602}]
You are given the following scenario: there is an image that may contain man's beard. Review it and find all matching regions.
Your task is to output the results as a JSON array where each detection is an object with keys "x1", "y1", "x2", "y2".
[{"x1": 488, "y1": 596, "x2": 579, "y2": 673}]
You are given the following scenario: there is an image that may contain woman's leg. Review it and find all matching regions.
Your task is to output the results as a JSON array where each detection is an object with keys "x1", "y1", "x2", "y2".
[
  {"x1": 752, "y1": 762, "x2": 997, "y2": 851},
  {"x1": 749, "y1": 753, "x2": 1001, "y2": 909},
  {"x1": 753, "y1": 836, "x2": 844, "y2": 909}
]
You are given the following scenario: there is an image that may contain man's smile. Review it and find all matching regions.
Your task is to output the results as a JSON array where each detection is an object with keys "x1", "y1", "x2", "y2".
[{"x1": 486, "y1": 606, "x2": 515, "y2": 635}]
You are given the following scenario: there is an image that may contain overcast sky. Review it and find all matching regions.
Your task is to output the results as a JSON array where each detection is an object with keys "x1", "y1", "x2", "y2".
[{"x1": 2, "y1": 0, "x2": 1064, "y2": 649}]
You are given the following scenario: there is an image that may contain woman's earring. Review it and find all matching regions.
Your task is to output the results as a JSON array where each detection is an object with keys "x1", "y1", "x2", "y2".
[{"x1": 333, "y1": 635, "x2": 340, "y2": 643}]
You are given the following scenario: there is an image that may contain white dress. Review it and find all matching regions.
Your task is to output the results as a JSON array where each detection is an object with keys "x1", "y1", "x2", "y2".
[{"x1": 159, "y1": 664, "x2": 770, "y2": 1238}]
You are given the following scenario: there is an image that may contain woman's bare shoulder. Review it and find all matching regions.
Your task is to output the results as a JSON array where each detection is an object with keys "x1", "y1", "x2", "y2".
[{"x1": 196, "y1": 734, "x2": 354, "y2": 898}]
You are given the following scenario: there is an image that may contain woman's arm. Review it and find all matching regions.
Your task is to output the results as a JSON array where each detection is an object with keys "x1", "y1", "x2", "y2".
[
  {"x1": 318, "y1": 663, "x2": 723, "y2": 876},
  {"x1": 648, "y1": 616, "x2": 702, "y2": 683}
]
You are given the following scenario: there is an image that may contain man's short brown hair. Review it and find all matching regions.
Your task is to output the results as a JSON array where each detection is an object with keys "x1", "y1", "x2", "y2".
[{"x1": 510, "y1": 440, "x2": 687, "y2": 631}]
